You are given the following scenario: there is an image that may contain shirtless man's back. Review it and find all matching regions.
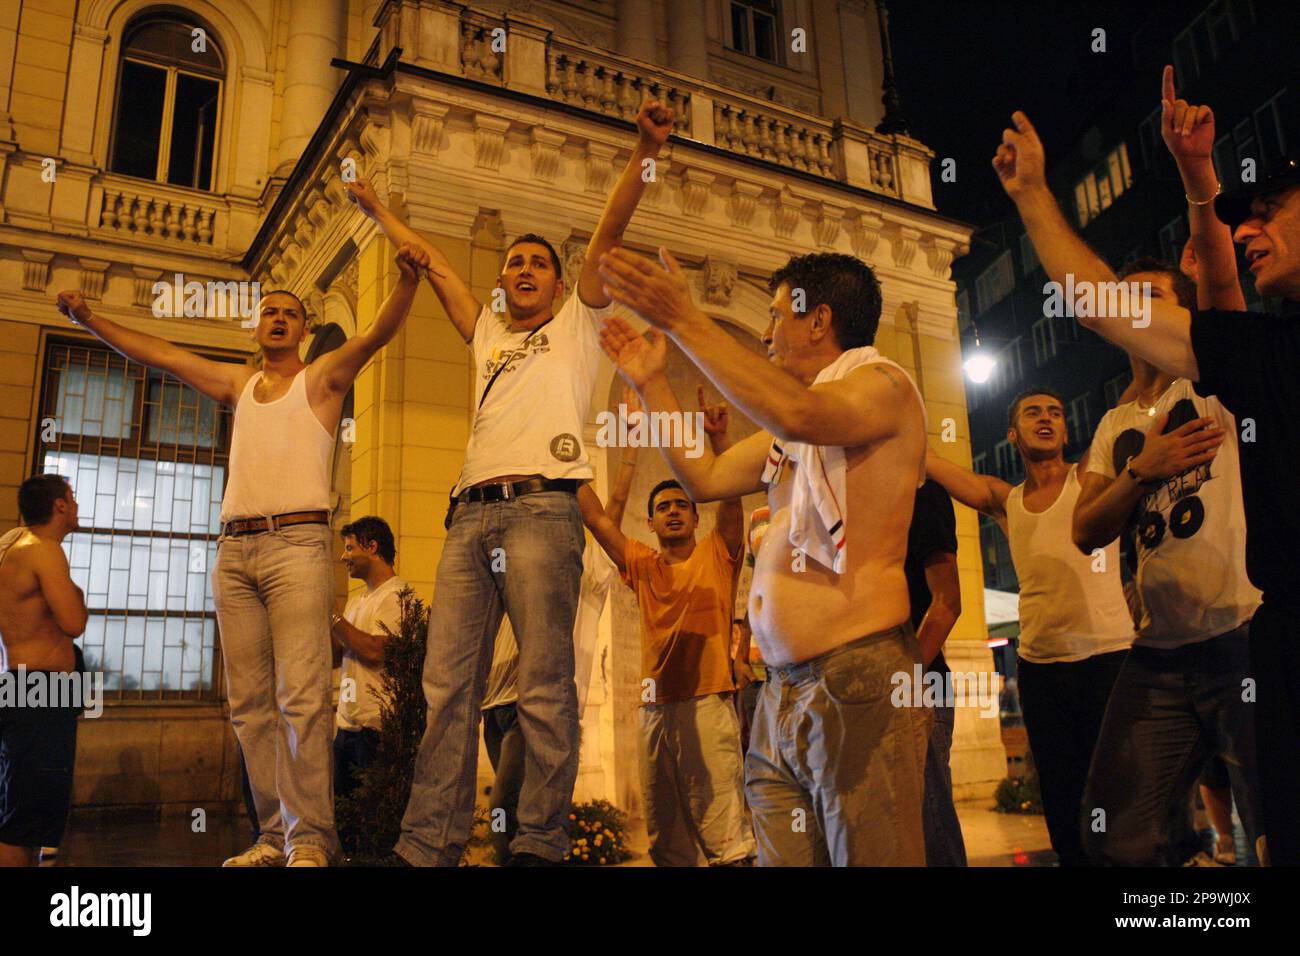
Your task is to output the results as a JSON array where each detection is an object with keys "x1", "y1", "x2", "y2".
[{"x1": 0, "y1": 474, "x2": 88, "y2": 866}]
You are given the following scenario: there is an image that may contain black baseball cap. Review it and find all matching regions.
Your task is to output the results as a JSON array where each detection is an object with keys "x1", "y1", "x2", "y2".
[{"x1": 1215, "y1": 155, "x2": 1300, "y2": 229}]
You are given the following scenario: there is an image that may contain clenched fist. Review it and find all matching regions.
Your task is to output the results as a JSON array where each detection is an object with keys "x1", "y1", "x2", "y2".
[{"x1": 55, "y1": 290, "x2": 92, "y2": 325}]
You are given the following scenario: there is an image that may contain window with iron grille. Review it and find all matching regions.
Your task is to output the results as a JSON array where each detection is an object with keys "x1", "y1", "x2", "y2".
[{"x1": 36, "y1": 339, "x2": 237, "y2": 700}]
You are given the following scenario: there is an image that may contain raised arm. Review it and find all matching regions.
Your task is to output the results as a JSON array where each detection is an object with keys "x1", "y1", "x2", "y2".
[
  {"x1": 346, "y1": 178, "x2": 482, "y2": 342},
  {"x1": 578, "y1": 482, "x2": 630, "y2": 574},
  {"x1": 598, "y1": 248, "x2": 912, "y2": 447},
  {"x1": 925, "y1": 448, "x2": 1012, "y2": 524},
  {"x1": 579, "y1": 100, "x2": 674, "y2": 307},
  {"x1": 599, "y1": 316, "x2": 769, "y2": 503},
  {"x1": 1161, "y1": 66, "x2": 1245, "y2": 312},
  {"x1": 698, "y1": 385, "x2": 745, "y2": 559},
  {"x1": 311, "y1": 244, "x2": 422, "y2": 398},
  {"x1": 994, "y1": 111, "x2": 1200, "y2": 380},
  {"x1": 55, "y1": 291, "x2": 246, "y2": 406},
  {"x1": 32, "y1": 540, "x2": 88, "y2": 638}
]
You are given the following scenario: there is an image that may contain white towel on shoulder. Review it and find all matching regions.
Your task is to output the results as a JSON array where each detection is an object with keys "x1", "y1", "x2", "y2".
[{"x1": 760, "y1": 346, "x2": 925, "y2": 574}]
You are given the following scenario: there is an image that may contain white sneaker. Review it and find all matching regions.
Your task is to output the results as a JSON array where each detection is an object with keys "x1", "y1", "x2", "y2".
[
  {"x1": 222, "y1": 842, "x2": 285, "y2": 867},
  {"x1": 286, "y1": 846, "x2": 330, "y2": 867}
]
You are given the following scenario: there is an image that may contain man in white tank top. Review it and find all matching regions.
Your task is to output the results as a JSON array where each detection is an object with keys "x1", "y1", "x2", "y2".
[
  {"x1": 346, "y1": 101, "x2": 676, "y2": 866},
  {"x1": 928, "y1": 388, "x2": 1136, "y2": 866},
  {"x1": 55, "y1": 245, "x2": 424, "y2": 866}
]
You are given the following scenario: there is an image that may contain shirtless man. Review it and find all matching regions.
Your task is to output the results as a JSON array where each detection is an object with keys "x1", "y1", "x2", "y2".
[
  {"x1": 56, "y1": 243, "x2": 424, "y2": 866},
  {"x1": 597, "y1": 248, "x2": 929, "y2": 866},
  {"x1": 0, "y1": 475, "x2": 88, "y2": 866}
]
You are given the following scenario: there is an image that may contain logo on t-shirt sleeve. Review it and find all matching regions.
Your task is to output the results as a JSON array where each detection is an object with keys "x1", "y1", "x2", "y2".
[{"x1": 550, "y1": 433, "x2": 581, "y2": 461}]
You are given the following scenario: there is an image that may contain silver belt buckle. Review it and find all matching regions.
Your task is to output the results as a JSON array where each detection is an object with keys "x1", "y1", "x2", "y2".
[{"x1": 499, "y1": 481, "x2": 514, "y2": 501}]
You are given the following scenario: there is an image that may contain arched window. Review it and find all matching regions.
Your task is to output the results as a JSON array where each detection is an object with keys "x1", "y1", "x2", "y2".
[{"x1": 109, "y1": 14, "x2": 225, "y2": 191}]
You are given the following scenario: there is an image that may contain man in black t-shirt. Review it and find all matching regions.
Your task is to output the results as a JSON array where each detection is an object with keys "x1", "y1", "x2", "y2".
[
  {"x1": 906, "y1": 479, "x2": 967, "y2": 866},
  {"x1": 995, "y1": 109, "x2": 1300, "y2": 865}
]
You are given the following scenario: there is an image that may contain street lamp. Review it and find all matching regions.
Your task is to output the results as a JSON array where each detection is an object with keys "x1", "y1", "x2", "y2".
[{"x1": 963, "y1": 333, "x2": 997, "y2": 384}]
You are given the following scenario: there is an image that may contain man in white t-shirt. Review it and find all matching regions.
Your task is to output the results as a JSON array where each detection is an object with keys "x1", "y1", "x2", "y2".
[
  {"x1": 1073, "y1": 261, "x2": 1262, "y2": 866},
  {"x1": 330, "y1": 516, "x2": 408, "y2": 803},
  {"x1": 348, "y1": 100, "x2": 675, "y2": 866}
]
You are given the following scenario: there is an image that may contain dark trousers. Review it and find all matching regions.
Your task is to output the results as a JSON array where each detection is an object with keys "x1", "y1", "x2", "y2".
[
  {"x1": 922, "y1": 700, "x2": 968, "y2": 866},
  {"x1": 333, "y1": 728, "x2": 381, "y2": 803},
  {"x1": 1017, "y1": 649, "x2": 1127, "y2": 867},
  {"x1": 1250, "y1": 604, "x2": 1300, "y2": 866},
  {"x1": 1081, "y1": 624, "x2": 1260, "y2": 866},
  {"x1": 483, "y1": 703, "x2": 524, "y2": 862}
]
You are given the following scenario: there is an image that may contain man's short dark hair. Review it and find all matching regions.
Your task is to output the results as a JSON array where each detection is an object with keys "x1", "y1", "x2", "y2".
[
  {"x1": 260, "y1": 289, "x2": 309, "y2": 320},
  {"x1": 506, "y1": 234, "x2": 562, "y2": 282},
  {"x1": 19, "y1": 474, "x2": 71, "y2": 525},
  {"x1": 341, "y1": 515, "x2": 396, "y2": 566},
  {"x1": 1007, "y1": 386, "x2": 1065, "y2": 429},
  {"x1": 647, "y1": 479, "x2": 698, "y2": 519},
  {"x1": 768, "y1": 253, "x2": 883, "y2": 350},
  {"x1": 1117, "y1": 257, "x2": 1196, "y2": 310}
]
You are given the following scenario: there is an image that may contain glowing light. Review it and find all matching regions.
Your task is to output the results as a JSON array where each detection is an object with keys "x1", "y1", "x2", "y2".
[{"x1": 964, "y1": 350, "x2": 996, "y2": 384}]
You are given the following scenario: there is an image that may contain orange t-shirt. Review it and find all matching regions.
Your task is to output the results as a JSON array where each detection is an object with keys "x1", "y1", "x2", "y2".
[{"x1": 622, "y1": 529, "x2": 738, "y2": 704}]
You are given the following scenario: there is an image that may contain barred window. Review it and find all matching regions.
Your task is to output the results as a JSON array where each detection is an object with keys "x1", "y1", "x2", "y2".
[{"x1": 37, "y1": 340, "x2": 236, "y2": 700}]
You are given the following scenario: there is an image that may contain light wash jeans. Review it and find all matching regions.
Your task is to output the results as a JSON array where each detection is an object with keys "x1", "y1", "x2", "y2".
[
  {"x1": 396, "y1": 492, "x2": 584, "y2": 865},
  {"x1": 639, "y1": 692, "x2": 756, "y2": 866},
  {"x1": 213, "y1": 522, "x2": 338, "y2": 858},
  {"x1": 745, "y1": 625, "x2": 931, "y2": 866}
]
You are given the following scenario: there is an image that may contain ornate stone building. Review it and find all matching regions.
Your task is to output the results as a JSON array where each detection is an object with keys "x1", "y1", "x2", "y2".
[{"x1": 0, "y1": 0, "x2": 998, "y2": 823}]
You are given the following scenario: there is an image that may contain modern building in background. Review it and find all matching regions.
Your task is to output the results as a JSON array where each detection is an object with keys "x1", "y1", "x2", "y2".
[
  {"x1": 0, "y1": 0, "x2": 1000, "y2": 823},
  {"x1": 954, "y1": 0, "x2": 1297, "y2": 592}
]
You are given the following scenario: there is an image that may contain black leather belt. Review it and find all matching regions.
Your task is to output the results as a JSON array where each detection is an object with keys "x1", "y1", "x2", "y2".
[
  {"x1": 222, "y1": 510, "x2": 330, "y2": 537},
  {"x1": 456, "y1": 478, "x2": 579, "y2": 504}
]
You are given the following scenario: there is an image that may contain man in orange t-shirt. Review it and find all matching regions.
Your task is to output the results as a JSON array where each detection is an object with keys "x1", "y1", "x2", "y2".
[{"x1": 584, "y1": 391, "x2": 755, "y2": 866}]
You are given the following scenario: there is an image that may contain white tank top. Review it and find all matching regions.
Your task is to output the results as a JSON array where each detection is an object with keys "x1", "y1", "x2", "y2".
[
  {"x1": 1006, "y1": 465, "x2": 1136, "y2": 663},
  {"x1": 219, "y1": 369, "x2": 334, "y2": 522}
]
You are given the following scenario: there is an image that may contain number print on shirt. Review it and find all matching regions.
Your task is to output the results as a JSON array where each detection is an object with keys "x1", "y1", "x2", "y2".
[{"x1": 1113, "y1": 398, "x2": 1212, "y2": 550}]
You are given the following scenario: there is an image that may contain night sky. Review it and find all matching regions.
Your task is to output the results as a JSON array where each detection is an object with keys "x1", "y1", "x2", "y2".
[{"x1": 889, "y1": 0, "x2": 1190, "y2": 225}]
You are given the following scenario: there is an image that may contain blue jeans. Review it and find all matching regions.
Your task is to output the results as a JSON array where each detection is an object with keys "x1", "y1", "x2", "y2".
[
  {"x1": 1082, "y1": 624, "x2": 1260, "y2": 866},
  {"x1": 396, "y1": 492, "x2": 584, "y2": 865},
  {"x1": 213, "y1": 522, "x2": 338, "y2": 858},
  {"x1": 922, "y1": 701, "x2": 967, "y2": 866}
]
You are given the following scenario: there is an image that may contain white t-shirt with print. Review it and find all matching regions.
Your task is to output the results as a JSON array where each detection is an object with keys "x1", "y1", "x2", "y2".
[
  {"x1": 1086, "y1": 379, "x2": 1260, "y2": 648},
  {"x1": 336, "y1": 576, "x2": 408, "y2": 732},
  {"x1": 455, "y1": 295, "x2": 612, "y2": 495}
]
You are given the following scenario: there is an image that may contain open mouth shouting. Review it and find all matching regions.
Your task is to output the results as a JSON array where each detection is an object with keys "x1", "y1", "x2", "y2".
[
  {"x1": 1034, "y1": 425, "x2": 1055, "y2": 440},
  {"x1": 1246, "y1": 247, "x2": 1270, "y2": 272},
  {"x1": 268, "y1": 323, "x2": 288, "y2": 342}
]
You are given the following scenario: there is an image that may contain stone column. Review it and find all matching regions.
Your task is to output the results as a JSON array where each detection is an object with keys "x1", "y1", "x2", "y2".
[
  {"x1": 276, "y1": 0, "x2": 347, "y2": 176},
  {"x1": 666, "y1": 0, "x2": 708, "y2": 79},
  {"x1": 615, "y1": 0, "x2": 656, "y2": 63}
]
